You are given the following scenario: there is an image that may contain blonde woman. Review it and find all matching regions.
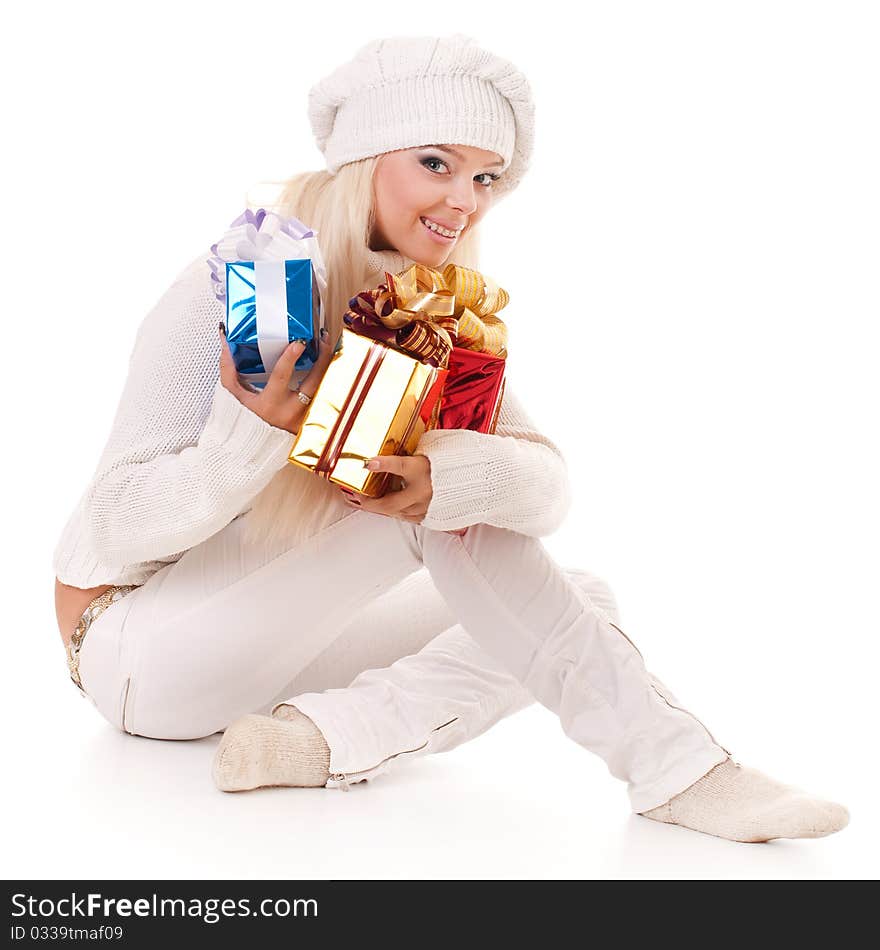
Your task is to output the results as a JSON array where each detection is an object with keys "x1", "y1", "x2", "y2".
[{"x1": 53, "y1": 34, "x2": 849, "y2": 844}]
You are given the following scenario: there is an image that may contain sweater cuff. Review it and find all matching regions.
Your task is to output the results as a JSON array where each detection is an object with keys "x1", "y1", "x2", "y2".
[
  {"x1": 416, "y1": 427, "x2": 571, "y2": 537},
  {"x1": 203, "y1": 378, "x2": 295, "y2": 473},
  {"x1": 417, "y1": 429, "x2": 503, "y2": 532}
]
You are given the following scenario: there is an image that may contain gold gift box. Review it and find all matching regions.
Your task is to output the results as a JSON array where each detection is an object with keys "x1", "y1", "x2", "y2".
[{"x1": 287, "y1": 328, "x2": 446, "y2": 496}]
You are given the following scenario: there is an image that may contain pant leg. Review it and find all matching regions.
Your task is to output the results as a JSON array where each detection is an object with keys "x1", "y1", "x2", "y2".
[
  {"x1": 76, "y1": 507, "x2": 426, "y2": 740},
  {"x1": 280, "y1": 567, "x2": 623, "y2": 785},
  {"x1": 256, "y1": 568, "x2": 476, "y2": 706},
  {"x1": 415, "y1": 524, "x2": 731, "y2": 813},
  {"x1": 265, "y1": 564, "x2": 623, "y2": 706},
  {"x1": 78, "y1": 505, "x2": 728, "y2": 812},
  {"x1": 77, "y1": 527, "x2": 615, "y2": 743}
]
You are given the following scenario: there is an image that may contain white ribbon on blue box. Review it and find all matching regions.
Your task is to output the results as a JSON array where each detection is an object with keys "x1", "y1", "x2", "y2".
[
  {"x1": 225, "y1": 258, "x2": 323, "y2": 390},
  {"x1": 210, "y1": 208, "x2": 329, "y2": 392}
]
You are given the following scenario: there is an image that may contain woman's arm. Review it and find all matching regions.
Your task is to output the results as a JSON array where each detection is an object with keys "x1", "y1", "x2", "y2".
[
  {"x1": 415, "y1": 383, "x2": 571, "y2": 537},
  {"x1": 73, "y1": 256, "x2": 295, "y2": 568}
]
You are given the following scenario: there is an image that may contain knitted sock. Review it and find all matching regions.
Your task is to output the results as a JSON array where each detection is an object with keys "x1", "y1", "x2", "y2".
[
  {"x1": 639, "y1": 757, "x2": 849, "y2": 843},
  {"x1": 212, "y1": 708, "x2": 331, "y2": 792}
]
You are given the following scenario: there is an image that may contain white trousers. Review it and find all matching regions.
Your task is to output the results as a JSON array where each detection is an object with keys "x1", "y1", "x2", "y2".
[{"x1": 76, "y1": 507, "x2": 731, "y2": 812}]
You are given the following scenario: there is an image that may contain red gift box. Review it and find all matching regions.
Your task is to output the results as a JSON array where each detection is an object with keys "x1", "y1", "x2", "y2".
[{"x1": 437, "y1": 347, "x2": 506, "y2": 434}]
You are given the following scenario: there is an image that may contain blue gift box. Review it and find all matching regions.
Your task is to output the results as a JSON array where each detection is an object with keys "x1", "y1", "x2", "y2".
[{"x1": 224, "y1": 259, "x2": 321, "y2": 390}]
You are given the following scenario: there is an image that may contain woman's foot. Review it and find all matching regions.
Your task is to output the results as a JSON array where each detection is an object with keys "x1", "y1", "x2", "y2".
[
  {"x1": 639, "y1": 757, "x2": 849, "y2": 842},
  {"x1": 212, "y1": 707, "x2": 331, "y2": 792}
]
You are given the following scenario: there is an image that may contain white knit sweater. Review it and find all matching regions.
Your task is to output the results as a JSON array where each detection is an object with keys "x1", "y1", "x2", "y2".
[{"x1": 52, "y1": 248, "x2": 571, "y2": 588}]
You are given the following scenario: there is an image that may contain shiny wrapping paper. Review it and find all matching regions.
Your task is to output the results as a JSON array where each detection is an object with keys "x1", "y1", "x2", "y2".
[
  {"x1": 209, "y1": 208, "x2": 329, "y2": 393},
  {"x1": 287, "y1": 263, "x2": 509, "y2": 496},
  {"x1": 438, "y1": 347, "x2": 506, "y2": 434},
  {"x1": 287, "y1": 328, "x2": 448, "y2": 496},
  {"x1": 225, "y1": 259, "x2": 321, "y2": 390}
]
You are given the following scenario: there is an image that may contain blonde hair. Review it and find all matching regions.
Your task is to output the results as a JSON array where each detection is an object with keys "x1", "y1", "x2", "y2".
[{"x1": 238, "y1": 155, "x2": 484, "y2": 551}]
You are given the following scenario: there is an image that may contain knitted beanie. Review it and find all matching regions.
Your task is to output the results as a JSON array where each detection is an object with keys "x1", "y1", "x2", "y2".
[{"x1": 307, "y1": 33, "x2": 535, "y2": 201}]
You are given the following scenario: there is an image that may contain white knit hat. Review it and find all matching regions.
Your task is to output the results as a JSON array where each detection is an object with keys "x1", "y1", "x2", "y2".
[{"x1": 307, "y1": 33, "x2": 535, "y2": 201}]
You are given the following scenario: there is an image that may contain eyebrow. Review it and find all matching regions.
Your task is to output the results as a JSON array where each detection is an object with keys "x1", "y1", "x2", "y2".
[{"x1": 424, "y1": 144, "x2": 505, "y2": 168}]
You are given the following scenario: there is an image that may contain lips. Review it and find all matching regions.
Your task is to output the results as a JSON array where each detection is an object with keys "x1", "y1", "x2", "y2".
[
  {"x1": 420, "y1": 217, "x2": 464, "y2": 243},
  {"x1": 422, "y1": 215, "x2": 465, "y2": 232}
]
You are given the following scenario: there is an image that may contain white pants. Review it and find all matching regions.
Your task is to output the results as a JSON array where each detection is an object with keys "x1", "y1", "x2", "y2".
[{"x1": 76, "y1": 507, "x2": 731, "y2": 813}]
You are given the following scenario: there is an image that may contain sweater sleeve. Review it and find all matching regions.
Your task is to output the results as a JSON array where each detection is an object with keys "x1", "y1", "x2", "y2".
[
  {"x1": 78, "y1": 255, "x2": 295, "y2": 568},
  {"x1": 415, "y1": 383, "x2": 571, "y2": 537}
]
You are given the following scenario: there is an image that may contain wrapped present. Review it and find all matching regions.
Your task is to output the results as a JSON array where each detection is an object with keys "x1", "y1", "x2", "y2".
[
  {"x1": 438, "y1": 347, "x2": 506, "y2": 434},
  {"x1": 345, "y1": 262, "x2": 509, "y2": 435},
  {"x1": 208, "y1": 208, "x2": 328, "y2": 391},
  {"x1": 287, "y1": 263, "x2": 509, "y2": 496},
  {"x1": 288, "y1": 327, "x2": 448, "y2": 496}
]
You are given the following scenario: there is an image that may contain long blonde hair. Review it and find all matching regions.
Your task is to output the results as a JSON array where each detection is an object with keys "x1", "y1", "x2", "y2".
[{"x1": 239, "y1": 155, "x2": 483, "y2": 551}]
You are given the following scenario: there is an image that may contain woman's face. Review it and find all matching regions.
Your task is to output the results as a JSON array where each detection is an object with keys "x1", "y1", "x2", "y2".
[{"x1": 369, "y1": 144, "x2": 505, "y2": 266}]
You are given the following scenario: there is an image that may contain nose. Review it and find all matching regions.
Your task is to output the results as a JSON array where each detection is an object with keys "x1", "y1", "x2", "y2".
[{"x1": 445, "y1": 179, "x2": 478, "y2": 217}]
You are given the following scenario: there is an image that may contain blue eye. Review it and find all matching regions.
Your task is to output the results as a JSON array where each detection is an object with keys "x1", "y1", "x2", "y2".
[{"x1": 420, "y1": 156, "x2": 499, "y2": 188}]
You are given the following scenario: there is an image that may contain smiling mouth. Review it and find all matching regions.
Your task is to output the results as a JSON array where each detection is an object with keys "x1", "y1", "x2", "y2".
[{"x1": 420, "y1": 216, "x2": 463, "y2": 240}]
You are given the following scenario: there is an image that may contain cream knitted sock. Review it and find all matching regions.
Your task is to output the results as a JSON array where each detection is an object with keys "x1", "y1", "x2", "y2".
[
  {"x1": 212, "y1": 707, "x2": 331, "y2": 792},
  {"x1": 639, "y1": 757, "x2": 850, "y2": 842}
]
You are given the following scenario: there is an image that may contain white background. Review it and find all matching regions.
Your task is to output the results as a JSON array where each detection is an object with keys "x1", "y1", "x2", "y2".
[{"x1": 3, "y1": 0, "x2": 877, "y2": 879}]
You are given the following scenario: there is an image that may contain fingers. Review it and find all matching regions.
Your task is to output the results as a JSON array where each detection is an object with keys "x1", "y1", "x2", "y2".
[
  {"x1": 360, "y1": 481, "x2": 422, "y2": 515},
  {"x1": 263, "y1": 332, "x2": 334, "y2": 401},
  {"x1": 263, "y1": 338, "x2": 308, "y2": 396},
  {"x1": 350, "y1": 456, "x2": 431, "y2": 515},
  {"x1": 218, "y1": 323, "x2": 251, "y2": 399},
  {"x1": 298, "y1": 334, "x2": 336, "y2": 396},
  {"x1": 341, "y1": 489, "x2": 426, "y2": 523},
  {"x1": 363, "y1": 454, "x2": 412, "y2": 478}
]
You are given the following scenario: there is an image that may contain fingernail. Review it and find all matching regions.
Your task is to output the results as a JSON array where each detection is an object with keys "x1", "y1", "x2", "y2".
[
  {"x1": 320, "y1": 328, "x2": 328, "y2": 341},
  {"x1": 364, "y1": 459, "x2": 380, "y2": 470},
  {"x1": 294, "y1": 338, "x2": 308, "y2": 346},
  {"x1": 218, "y1": 321, "x2": 226, "y2": 337}
]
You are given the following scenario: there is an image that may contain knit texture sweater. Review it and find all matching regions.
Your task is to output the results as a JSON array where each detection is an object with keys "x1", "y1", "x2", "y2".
[{"x1": 52, "y1": 248, "x2": 571, "y2": 588}]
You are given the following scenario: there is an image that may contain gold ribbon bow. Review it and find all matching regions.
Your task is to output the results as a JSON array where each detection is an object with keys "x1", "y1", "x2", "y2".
[{"x1": 368, "y1": 263, "x2": 509, "y2": 367}]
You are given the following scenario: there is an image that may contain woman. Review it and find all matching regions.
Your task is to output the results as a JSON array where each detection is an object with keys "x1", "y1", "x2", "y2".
[{"x1": 53, "y1": 34, "x2": 849, "y2": 844}]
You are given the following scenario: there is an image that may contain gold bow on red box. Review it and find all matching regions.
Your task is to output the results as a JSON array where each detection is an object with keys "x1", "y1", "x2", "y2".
[{"x1": 345, "y1": 262, "x2": 509, "y2": 366}]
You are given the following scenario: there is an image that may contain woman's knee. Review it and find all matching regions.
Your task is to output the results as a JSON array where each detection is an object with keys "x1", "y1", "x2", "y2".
[{"x1": 563, "y1": 568, "x2": 622, "y2": 624}]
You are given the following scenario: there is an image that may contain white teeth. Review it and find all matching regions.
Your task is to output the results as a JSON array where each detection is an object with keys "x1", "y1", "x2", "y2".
[{"x1": 422, "y1": 217, "x2": 459, "y2": 238}]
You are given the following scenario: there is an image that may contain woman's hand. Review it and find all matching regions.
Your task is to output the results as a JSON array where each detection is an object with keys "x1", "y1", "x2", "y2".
[
  {"x1": 338, "y1": 455, "x2": 433, "y2": 524},
  {"x1": 218, "y1": 324, "x2": 335, "y2": 435}
]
